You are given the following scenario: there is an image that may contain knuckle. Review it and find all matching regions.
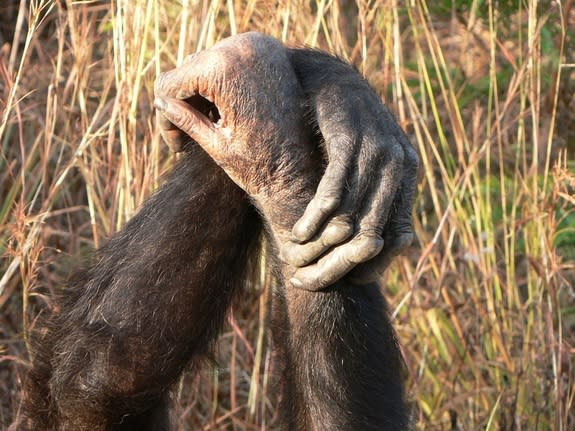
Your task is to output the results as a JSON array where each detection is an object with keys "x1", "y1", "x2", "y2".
[
  {"x1": 292, "y1": 215, "x2": 319, "y2": 243},
  {"x1": 316, "y1": 194, "x2": 340, "y2": 214},
  {"x1": 282, "y1": 245, "x2": 311, "y2": 268},
  {"x1": 384, "y1": 231, "x2": 414, "y2": 256},
  {"x1": 388, "y1": 215, "x2": 414, "y2": 233},
  {"x1": 372, "y1": 139, "x2": 402, "y2": 172},
  {"x1": 324, "y1": 219, "x2": 353, "y2": 244},
  {"x1": 294, "y1": 252, "x2": 314, "y2": 268},
  {"x1": 358, "y1": 224, "x2": 384, "y2": 239},
  {"x1": 333, "y1": 213, "x2": 354, "y2": 227},
  {"x1": 387, "y1": 139, "x2": 405, "y2": 164},
  {"x1": 154, "y1": 72, "x2": 169, "y2": 96},
  {"x1": 355, "y1": 231, "x2": 384, "y2": 258},
  {"x1": 323, "y1": 157, "x2": 350, "y2": 181},
  {"x1": 169, "y1": 112, "x2": 186, "y2": 129},
  {"x1": 398, "y1": 232, "x2": 414, "y2": 248},
  {"x1": 341, "y1": 247, "x2": 366, "y2": 266},
  {"x1": 292, "y1": 227, "x2": 312, "y2": 243}
]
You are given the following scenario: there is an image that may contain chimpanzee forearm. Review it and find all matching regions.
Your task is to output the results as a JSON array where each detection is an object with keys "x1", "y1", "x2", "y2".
[
  {"x1": 20, "y1": 33, "x2": 411, "y2": 431},
  {"x1": 21, "y1": 147, "x2": 261, "y2": 430},
  {"x1": 267, "y1": 222, "x2": 408, "y2": 431},
  {"x1": 153, "y1": 34, "x2": 410, "y2": 430},
  {"x1": 255, "y1": 165, "x2": 408, "y2": 430}
]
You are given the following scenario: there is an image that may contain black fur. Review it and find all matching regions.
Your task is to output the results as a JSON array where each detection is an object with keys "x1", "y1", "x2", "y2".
[
  {"x1": 20, "y1": 47, "x2": 408, "y2": 430},
  {"x1": 22, "y1": 148, "x2": 261, "y2": 430}
]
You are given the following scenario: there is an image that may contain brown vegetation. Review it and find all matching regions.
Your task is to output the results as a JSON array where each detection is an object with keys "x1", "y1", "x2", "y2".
[{"x1": 1, "y1": 0, "x2": 574, "y2": 429}]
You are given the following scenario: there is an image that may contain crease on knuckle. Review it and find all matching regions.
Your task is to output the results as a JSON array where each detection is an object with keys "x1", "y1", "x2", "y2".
[
  {"x1": 325, "y1": 132, "x2": 357, "y2": 152},
  {"x1": 175, "y1": 113, "x2": 193, "y2": 132},
  {"x1": 388, "y1": 217, "x2": 414, "y2": 235},
  {"x1": 387, "y1": 139, "x2": 405, "y2": 166},
  {"x1": 154, "y1": 72, "x2": 169, "y2": 96},
  {"x1": 324, "y1": 220, "x2": 353, "y2": 244},
  {"x1": 284, "y1": 244, "x2": 315, "y2": 268},
  {"x1": 354, "y1": 230, "x2": 384, "y2": 260},
  {"x1": 324, "y1": 155, "x2": 349, "y2": 175},
  {"x1": 332, "y1": 212, "x2": 354, "y2": 227},
  {"x1": 315, "y1": 194, "x2": 340, "y2": 215}
]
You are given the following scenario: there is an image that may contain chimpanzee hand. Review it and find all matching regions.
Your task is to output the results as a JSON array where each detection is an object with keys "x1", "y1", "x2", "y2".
[
  {"x1": 285, "y1": 49, "x2": 419, "y2": 285},
  {"x1": 154, "y1": 33, "x2": 313, "y2": 203},
  {"x1": 154, "y1": 33, "x2": 418, "y2": 290},
  {"x1": 154, "y1": 32, "x2": 326, "y2": 292}
]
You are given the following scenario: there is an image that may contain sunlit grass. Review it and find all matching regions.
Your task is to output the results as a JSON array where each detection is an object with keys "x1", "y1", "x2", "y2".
[{"x1": 0, "y1": 0, "x2": 573, "y2": 429}]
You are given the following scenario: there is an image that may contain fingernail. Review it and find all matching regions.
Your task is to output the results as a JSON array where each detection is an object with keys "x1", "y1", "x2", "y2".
[
  {"x1": 290, "y1": 278, "x2": 303, "y2": 289},
  {"x1": 154, "y1": 97, "x2": 167, "y2": 111},
  {"x1": 290, "y1": 224, "x2": 309, "y2": 244}
]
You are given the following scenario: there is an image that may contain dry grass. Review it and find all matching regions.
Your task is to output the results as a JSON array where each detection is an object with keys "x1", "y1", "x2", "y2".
[{"x1": 1, "y1": 0, "x2": 574, "y2": 429}]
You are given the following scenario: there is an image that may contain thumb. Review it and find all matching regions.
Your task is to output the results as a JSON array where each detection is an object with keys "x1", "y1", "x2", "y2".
[{"x1": 154, "y1": 96, "x2": 221, "y2": 156}]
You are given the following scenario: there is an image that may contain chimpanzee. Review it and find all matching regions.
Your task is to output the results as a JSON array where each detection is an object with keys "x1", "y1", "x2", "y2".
[{"x1": 20, "y1": 33, "x2": 418, "y2": 430}]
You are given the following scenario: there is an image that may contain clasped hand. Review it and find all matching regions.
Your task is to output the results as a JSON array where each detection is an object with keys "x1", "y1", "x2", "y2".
[{"x1": 154, "y1": 32, "x2": 418, "y2": 291}]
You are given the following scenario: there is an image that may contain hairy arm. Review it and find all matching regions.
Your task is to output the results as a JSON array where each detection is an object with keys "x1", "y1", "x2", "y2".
[
  {"x1": 154, "y1": 34, "x2": 409, "y2": 430},
  {"x1": 22, "y1": 148, "x2": 261, "y2": 430},
  {"x1": 156, "y1": 35, "x2": 418, "y2": 291}
]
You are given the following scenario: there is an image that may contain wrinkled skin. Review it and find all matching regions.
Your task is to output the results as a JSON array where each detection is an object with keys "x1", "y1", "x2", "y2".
[
  {"x1": 155, "y1": 34, "x2": 418, "y2": 291},
  {"x1": 286, "y1": 49, "x2": 418, "y2": 285},
  {"x1": 154, "y1": 33, "x2": 412, "y2": 429},
  {"x1": 19, "y1": 33, "x2": 415, "y2": 431}
]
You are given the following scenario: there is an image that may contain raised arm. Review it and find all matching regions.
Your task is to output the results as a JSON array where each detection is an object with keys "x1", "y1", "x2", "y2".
[
  {"x1": 155, "y1": 32, "x2": 409, "y2": 430},
  {"x1": 156, "y1": 35, "x2": 418, "y2": 291}
]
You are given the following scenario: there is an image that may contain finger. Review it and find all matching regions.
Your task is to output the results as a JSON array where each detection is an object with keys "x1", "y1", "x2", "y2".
[
  {"x1": 291, "y1": 130, "x2": 389, "y2": 260},
  {"x1": 384, "y1": 138, "x2": 418, "y2": 240},
  {"x1": 289, "y1": 232, "x2": 384, "y2": 291},
  {"x1": 356, "y1": 136, "x2": 405, "y2": 234},
  {"x1": 154, "y1": 51, "x2": 218, "y2": 152},
  {"x1": 351, "y1": 138, "x2": 419, "y2": 283},
  {"x1": 286, "y1": 152, "x2": 366, "y2": 264},
  {"x1": 291, "y1": 156, "x2": 352, "y2": 242},
  {"x1": 154, "y1": 50, "x2": 219, "y2": 100},
  {"x1": 154, "y1": 96, "x2": 221, "y2": 158},
  {"x1": 291, "y1": 135, "x2": 404, "y2": 290},
  {"x1": 156, "y1": 112, "x2": 190, "y2": 152},
  {"x1": 281, "y1": 215, "x2": 353, "y2": 267},
  {"x1": 291, "y1": 98, "x2": 359, "y2": 242}
]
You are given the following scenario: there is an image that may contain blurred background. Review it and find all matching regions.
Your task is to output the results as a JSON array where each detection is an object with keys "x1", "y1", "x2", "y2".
[{"x1": 0, "y1": 0, "x2": 573, "y2": 429}]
